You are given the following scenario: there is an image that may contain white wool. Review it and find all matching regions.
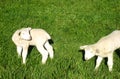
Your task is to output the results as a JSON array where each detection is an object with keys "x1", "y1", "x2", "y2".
[{"x1": 12, "y1": 27, "x2": 54, "y2": 64}]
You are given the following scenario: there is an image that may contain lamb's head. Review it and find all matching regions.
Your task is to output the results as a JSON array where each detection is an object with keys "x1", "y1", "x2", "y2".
[
  {"x1": 80, "y1": 45, "x2": 95, "y2": 60},
  {"x1": 19, "y1": 27, "x2": 32, "y2": 41}
]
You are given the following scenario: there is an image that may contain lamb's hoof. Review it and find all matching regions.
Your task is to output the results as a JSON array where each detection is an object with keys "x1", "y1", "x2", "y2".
[
  {"x1": 50, "y1": 57, "x2": 53, "y2": 60},
  {"x1": 22, "y1": 61, "x2": 26, "y2": 64},
  {"x1": 109, "y1": 69, "x2": 112, "y2": 72},
  {"x1": 94, "y1": 68, "x2": 98, "y2": 72},
  {"x1": 42, "y1": 62, "x2": 46, "y2": 64},
  {"x1": 22, "y1": 63, "x2": 26, "y2": 66},
  {"x1": 22, "y1": 63, "x2": 26, "y2": 65},
  {"x1": 42, "y1": 61, "x2": 46, "y2": 64}
]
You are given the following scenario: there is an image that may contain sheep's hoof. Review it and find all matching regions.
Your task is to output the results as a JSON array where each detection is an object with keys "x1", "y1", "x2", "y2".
[
  {"x1": 22, "y1": 63, "x2": 26, "y2": 64},
  {"x1": 22, "y1": 63, "x2": 26, "y2": 65},
  {"x1": 109, "y1": 69, "x2": 112, "y2": 72},
  {"x1": 22, "y1": 61, "x2": 26, "y2": 65},
  {"x1": 50, "y1": 57, "x2": 53, "y2": 59},
  {"x1": 94, "y1": 68, "x2": 98, "y2": 72},
  {"x1": 42, "y1": 61, "x2": 46, "y2": 64},
  {"x1": 42, "y1": 62, "x2": 46, "y2": 64},
  {"x1": 22, "y1": 60, "x2": 26, "y2": 64}
]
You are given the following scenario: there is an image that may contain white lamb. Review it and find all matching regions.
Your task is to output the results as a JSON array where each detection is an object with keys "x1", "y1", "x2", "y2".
[
  {"x1": 12, "y1": 27, "x2": 54, "y2": 64},
  {"x1": 80, "y1": 30, "x2": 120, "y2": 72}
]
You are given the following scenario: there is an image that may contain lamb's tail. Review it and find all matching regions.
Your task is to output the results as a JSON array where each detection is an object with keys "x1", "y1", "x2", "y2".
[{"x1": 45, "y1": 32, "x2": 53, "y2": 44}]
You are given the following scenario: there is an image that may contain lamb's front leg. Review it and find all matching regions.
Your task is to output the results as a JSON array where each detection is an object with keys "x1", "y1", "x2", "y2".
[
  {"x1": 17, "y1": 46, "x2": 23, "y2": 57},
  {"x1": 95, "y1": 56, "x2": 103, "y2": 70},
  {"x1": 107, "y1": 54, "x2": 113, "y2": 72},
  {"x1": 22, "y1": 45, "x2": 29, "y2": 64}
]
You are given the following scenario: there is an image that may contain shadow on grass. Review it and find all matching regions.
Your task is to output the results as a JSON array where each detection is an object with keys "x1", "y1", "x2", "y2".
[
  {"x1": 115, "y1": 49, "x2": 120, "y2": 57},
  {"x1": 78, "y1": 50, "x2": 86, "y2": 61},
  {"x1": 48, "y1": 39, "x2": 54, "y2": 44},
  {"x1": 28, "y1": 46, "x2": 34, "y2": 56}
]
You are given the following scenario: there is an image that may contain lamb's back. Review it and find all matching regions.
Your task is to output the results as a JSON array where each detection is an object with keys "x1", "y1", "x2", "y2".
[
  {"x1": 96, "y1": 30, "x2": 120, "y2": 52},
  {"x1": 30, "y1": 29, "x2": 51, "y2": 39}
]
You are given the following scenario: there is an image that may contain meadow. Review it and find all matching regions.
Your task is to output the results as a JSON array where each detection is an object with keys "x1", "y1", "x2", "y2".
[{"x1": 0, "y1": 0, "x2": 120, "y2": 79}]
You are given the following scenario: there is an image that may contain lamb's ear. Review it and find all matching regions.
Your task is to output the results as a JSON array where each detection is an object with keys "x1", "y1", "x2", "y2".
[
  {"x1": 17, "y1": 30, "x2": 21, "y2": 36},
  {"x1": 95, "y1": 49, "x2": 100, "y2": 53},
  {"x1": 80, "y1": 45, "x2": 88, "y2": 50}
]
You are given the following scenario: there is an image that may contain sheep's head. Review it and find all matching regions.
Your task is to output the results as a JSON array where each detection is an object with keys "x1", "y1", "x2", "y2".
[
  {"x1": 80, "y1": 45, "x2": 95, "y2": 60},
  {"x1": 19, "y1": 27, "x2": 32, "y2": 41}
]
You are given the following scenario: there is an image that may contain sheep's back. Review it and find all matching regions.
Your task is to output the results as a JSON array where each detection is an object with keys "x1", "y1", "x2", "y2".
[
  {"x1": 96, "y1": 30, "x2": 120, "y2": 52},
  {"x1": 30, "y1": 29, "x2": 51, "y2": 44}
]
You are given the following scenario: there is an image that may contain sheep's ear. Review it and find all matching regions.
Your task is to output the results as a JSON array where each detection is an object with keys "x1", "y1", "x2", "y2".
[
  {"x1": 95, "y1": 49, "x2": 100, "y2": 53},
  {"x1": 17, "y1": 30, "x2": 21, "y2": 36},
  {"x1": 80, "y1": 45, "x2": 88, "y2": 50},
  {"x1": 18, "y1": 32, "x2": 21, "y2": 36}
]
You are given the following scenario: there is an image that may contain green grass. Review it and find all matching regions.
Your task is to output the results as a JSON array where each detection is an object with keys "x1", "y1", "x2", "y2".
[{"x1": 0, "y1": 0, "x2": 120, "y2": 79}]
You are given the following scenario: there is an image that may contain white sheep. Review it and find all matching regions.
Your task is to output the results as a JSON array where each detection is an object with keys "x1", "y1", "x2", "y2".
[
  {"x1": 12, "y1": 27, "x2": 54, "y2": 64},
  {"x1": 80, "y1": 30, "x2": 120, "y2": 72}
]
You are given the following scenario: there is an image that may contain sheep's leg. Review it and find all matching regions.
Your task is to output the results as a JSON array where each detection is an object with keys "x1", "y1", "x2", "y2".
[
  {"x1": 95, "y1": 56, "x2": 103, "y2": 70},
  {"x1": 17, "y1": 46, "x2": 23, "y2": 57},
  {"x1": 44, "y1": 41, "x2": 54, "y2": 59},
  {"x1": 107, "y1": 54, "x2": 113, "y2": 72},
  {"x1": 36, "y1": 45, "x2": 48, "y2": 64},
  {"x1": 22, "y1": 46, "x2": 29, "y2": 64}
]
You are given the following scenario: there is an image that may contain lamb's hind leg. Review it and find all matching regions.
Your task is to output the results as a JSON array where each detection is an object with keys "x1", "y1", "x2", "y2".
[
  {"x1": 36, "y1": 45, "x2": 49, "y2": 64},
  {"x1": 44, "y1": 41, "x2": 54, "y2": 59}
]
